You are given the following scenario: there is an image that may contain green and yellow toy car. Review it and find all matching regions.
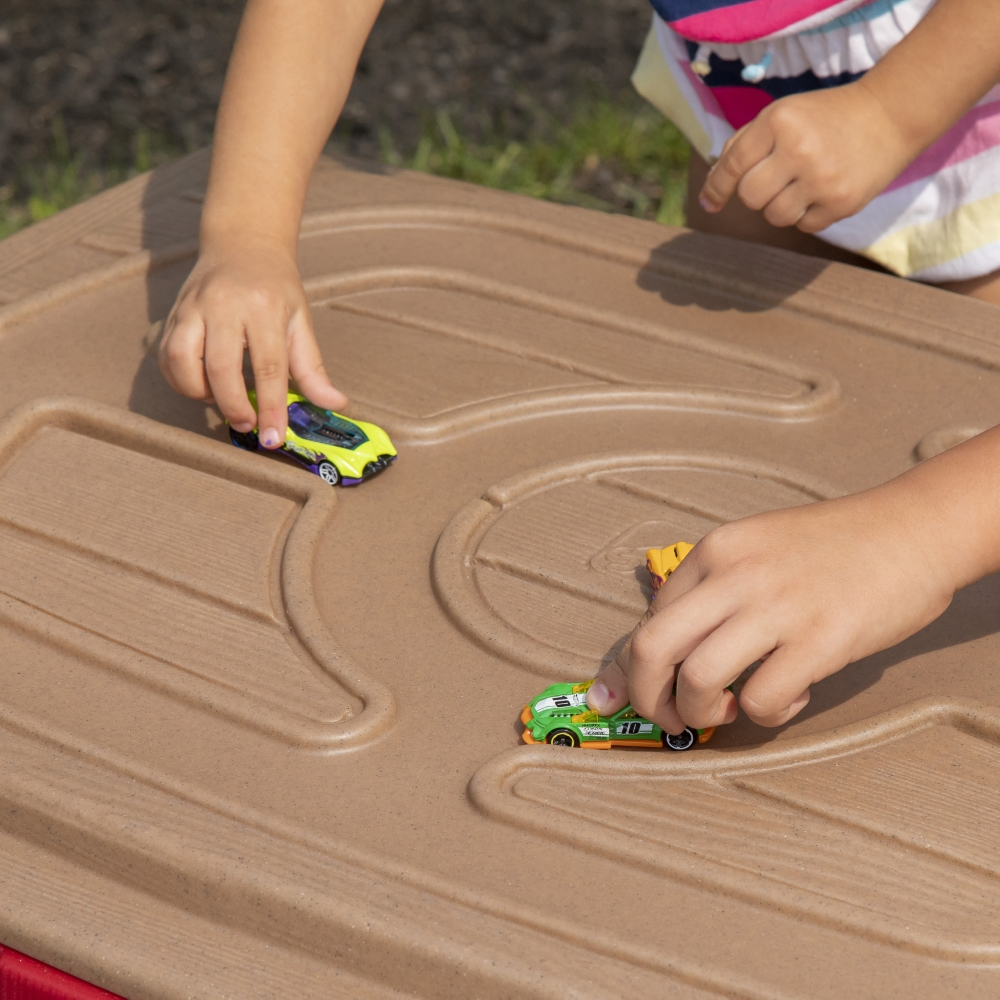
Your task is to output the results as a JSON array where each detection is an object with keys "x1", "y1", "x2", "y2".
[
  {"x1": 519, "y1": 542, "x2": 722, "y2": 752},
  {"x1": 229, "y1": 391, "x2": 396, "y2": 486},
  {"x1": 520, "y1": 679, "x2": 714, "y2": 751}
]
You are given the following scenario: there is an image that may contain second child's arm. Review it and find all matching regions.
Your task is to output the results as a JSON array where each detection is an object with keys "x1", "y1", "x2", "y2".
[
  {"x1": 160, "y1": 0, "x2": 384, "y2": 446},
  {"x1": 699, "y1": 0, "x2": 1000, "y2": 232}
]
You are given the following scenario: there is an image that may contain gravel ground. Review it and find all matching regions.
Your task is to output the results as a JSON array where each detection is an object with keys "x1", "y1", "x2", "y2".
[{"x1": 0, "y1": 0, "x2": 655, "y2": 192}]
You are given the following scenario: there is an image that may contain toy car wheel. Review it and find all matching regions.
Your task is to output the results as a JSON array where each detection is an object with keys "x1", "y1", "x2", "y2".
[
  {"x1": 229, "y1": 428, "x2": 259, "y2": 451},
  {"x1": 663, "y1": 727, "x2": 697, "y2": 751},
  {"x1": 546, "y1": 729, "x2": 579, "y2": 748},
  {"x1": 317, "y1": 461, "x2": 341, "y2": 486}
]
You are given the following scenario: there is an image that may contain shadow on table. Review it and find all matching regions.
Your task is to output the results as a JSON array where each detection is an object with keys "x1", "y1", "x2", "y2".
[
  {"x1": 634, "y1": 228, "x2": 875, "y2": 313},
  {"x1": 127, "y1": 150, "x2": 225, "y2": 438},
  {"x1": 708, "y1": 573, "x2": 1000, "y2": 750}
]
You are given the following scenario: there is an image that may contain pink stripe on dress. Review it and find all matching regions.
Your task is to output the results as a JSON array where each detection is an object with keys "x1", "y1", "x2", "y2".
[
  {"x1": 711, "y1": 86, "x2": 774, "y2": 129},
  {"x1": 670, "y1": 0, "x2": 859, "y2": 44},
  {"x1": 885, "y1": 97, "x2": 1000, "y2": 193}
]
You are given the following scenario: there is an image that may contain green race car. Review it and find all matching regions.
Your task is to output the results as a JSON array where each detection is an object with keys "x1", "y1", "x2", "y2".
[{"x1": 520, "y1": 679, "x2": 715, "y2": 752}]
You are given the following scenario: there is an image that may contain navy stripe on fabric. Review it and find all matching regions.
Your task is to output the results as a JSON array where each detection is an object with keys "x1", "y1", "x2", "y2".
[
  {"x1": 649, "y1": 0, "x2": 741, "y2": 20},
  {"x1": 684, "y1": 41, "x2": 865, "y2": 97}
]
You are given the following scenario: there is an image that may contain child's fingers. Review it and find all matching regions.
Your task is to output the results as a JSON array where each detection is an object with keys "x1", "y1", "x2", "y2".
[
  {"x1": 699, "y1": 123, "x2": 775, "y2": 212},
  {"x1": 630, "y1": 579, "x2": 735, "y2": 674},
  {"x1": 674, "y1": 613, "x2": 773, "y2": 728},
  {"x1": 738, "y1": 642, "x2": 843, "y2": 726},
  {"x1": 203, "y1": 318, "x2": 257, "y2": 432},
  {"x1": 795, "y1": 202, "x2": 840, "y2": 235},
  {"x1": 760, "y1": 182, "x2": 812, "y2": 229},
  {"x1": 589, "y1": 596, "x2": 659, "y2": 716},
  {"x1": 247, "y1": 325, "x2": 290, "y2": 450},
  {"x1": 590, "y1": 647, "x2": 688, "y2": 736},
  {"x1": 159, "y1": 311, "x2": 212, "y2": 401},
  {"x1": 734, "y1": 156, "x2": 795, "y2": 214},
  {"x1": 624, "y1": 661, "x2": 688, "y2": 735},
  {"x1": 588, "y1": 551, "x2": 705, "y2": 727},
  {"x1": 287, "y1": 306, "x2": 348, "y2": 411},
  {"x1": 625, "y1": 583, "x2": 735, "y2": 728}
]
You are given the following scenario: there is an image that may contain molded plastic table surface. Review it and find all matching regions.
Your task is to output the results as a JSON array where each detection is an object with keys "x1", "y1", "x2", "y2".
[{"x1": 0, "y1": 151, "x2": 999, "y2": 999}]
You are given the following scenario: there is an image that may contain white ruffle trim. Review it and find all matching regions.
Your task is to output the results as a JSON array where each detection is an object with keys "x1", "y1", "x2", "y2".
[{"x1": 694, "y1": 0, "x2": 935, "y2": 81}]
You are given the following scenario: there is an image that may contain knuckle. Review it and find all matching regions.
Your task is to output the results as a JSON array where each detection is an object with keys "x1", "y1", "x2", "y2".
[
  {"x1": 830, "y1": 188, "x2": 858, "y2": 217},
  {"x1": 630, "y1": 689, "x2": 658, "y2": 720},
  {"x1": 739, "y1": 690, "x2": 765, "y2": 718},
  {"x1": 628, "y1": 626, "x2": 659, "y2": 667},
  {"x1": 767, "y1": 102, "x2": 803, "y2": 136},
  {"x1": 203, "y1": 355, "x2": 230, "y2": 380},
  {"x1": 784, "y1": 137, "x2": 811, "y2": 163},
  {"x1": 247, "y1": 285, "x2": 287, "y2": 317},
  {"x1": 739, "y1": 685, "x2": 781, "y2": 723},
  {"x1": 763, "y1": 203, "x2": 792, "y2": 227},
  {"x1": 737, "y1": 182, "x2": 764, "y2": 212},
  {"x1": 253, "y1": 358, "x2": 287, "y2": 384},
  {"x1": 767, "y1": 104, "x2": 791, "y2": 130},
  {"x1": 717, "y1": 155, "x2": 743, "y2": 181},
  {"x1": 741, "y1": 699, "x2": 778, "y2": 726},
  {"x1": 199, "y1": 283, "x2": 233, "y2": 313},
  {"x1": 157, "y1": 350, "x2": 175, "y2": 382},
  {"x1": 680, "y1": 660, "x2": 714, "y2": 697},
  {"x1": 162, "y1": 336, "x2": 193, "y2": 366},
  {"x1": 696, "y1": 524, "x2": 731, "y2": 562},
  {"x1": 797, "y1": 211, "x2": 824, "y2": 234}
]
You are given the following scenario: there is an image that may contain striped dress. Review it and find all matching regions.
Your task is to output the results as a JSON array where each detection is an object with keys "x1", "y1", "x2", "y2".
[{"x1": 633, "y1": 0, "x2": 1000, "y2": 283}]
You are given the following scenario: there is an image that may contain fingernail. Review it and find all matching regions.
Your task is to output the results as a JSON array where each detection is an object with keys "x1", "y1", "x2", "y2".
[
  {"x1": 260, "y1": 428, "x2": 281, "y2": 449},
  {"x1": 588, "y1": 680, "x2": 611, "y2": 711},
  {"x1": 699, "y1": 196, "x2": 716, "y2": 213},
  {"x1": 232, "y1": 421, "x2": 254, "y2": 433}
]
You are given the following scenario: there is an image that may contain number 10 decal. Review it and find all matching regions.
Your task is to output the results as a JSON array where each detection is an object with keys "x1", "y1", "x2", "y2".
[{"x1": 616, "y1": 721, "x2": 651, "y2": 735}]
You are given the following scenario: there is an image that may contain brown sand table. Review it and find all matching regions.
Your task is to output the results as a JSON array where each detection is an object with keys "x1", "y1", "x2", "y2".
[{"x1": 0, "y1": 152, "x2": 999, "y2": 998}]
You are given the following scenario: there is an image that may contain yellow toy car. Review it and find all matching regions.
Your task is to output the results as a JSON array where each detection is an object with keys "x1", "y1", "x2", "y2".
[
  {"x1": 647, "y1": 542, "x2": 694, "y2": 593},
  {"x1": 229, "y1": 391, "x2": 397, "y2": 486}
]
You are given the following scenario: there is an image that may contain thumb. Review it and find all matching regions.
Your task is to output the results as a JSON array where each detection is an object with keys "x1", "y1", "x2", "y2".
[
  {"x1": 587, "y1": 658, "x2": 631, "y2": 716},
  {"x1": 589, "y1": 602, "x2": 660, "y2": 715}
]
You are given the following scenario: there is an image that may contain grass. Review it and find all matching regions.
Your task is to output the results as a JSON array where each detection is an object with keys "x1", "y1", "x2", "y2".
[
  {"x1": 0, "y1": 117, "x2": 179, "y2": 240},
  {"x1": 380, "y1": 100, "x2": 690, "y2": 225},
  {"x1": 0, "y1": 100, "x2": 689, "y2": 240}
]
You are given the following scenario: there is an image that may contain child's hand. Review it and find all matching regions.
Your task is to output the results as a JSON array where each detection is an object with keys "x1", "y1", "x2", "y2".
[
  {"x1": 587, "y1": 482, "x2": 961, "y2": 733},
  {"x1": 159, "y1": 237, "x2": 347, "y2": 447},
  {"x1": 699, "y1": 81, "x2": 912, "y2": 233}
]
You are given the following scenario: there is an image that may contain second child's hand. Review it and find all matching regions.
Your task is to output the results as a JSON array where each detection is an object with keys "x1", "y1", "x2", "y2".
[
  {"x1": 587, "y1": 426, "x2": 1000, "y2": 735},
  {"x1": 698, "y1": 81, "x2": 910, "y2": 233},
  {"x1": 700, "y1": 0, "x2": 1000, "y2": 233}
]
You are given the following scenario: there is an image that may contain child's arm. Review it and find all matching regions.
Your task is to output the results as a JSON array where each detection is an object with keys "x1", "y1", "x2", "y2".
[
  {"x1": 159, "y1": 0, "x2": 384, "y2": 447},
  {"x1": 699, "y1": 0, "x2": 1000, "y2": 232},
  {"x1": 588, "y1": 425, "x2": 1000, "y2": 732}
]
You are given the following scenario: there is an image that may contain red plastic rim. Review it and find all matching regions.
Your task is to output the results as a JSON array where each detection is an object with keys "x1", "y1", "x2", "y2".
[{"x1": 0, "y1": 945, "x2": 124, "y2": 1000}]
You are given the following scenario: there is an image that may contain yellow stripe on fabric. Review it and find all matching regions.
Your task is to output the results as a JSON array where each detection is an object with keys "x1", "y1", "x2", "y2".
[
  {"x1": 865, "y1": 188, "x2": 1000, "y2": 277},
  {"x1": 631, "y1": 24, "x2": 714, "y2": 163}
]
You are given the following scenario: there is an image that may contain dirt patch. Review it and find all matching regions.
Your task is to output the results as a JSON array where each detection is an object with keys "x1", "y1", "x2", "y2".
[{"x1": 0, "y1": 0, "x2": 654, "y2": 190}]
